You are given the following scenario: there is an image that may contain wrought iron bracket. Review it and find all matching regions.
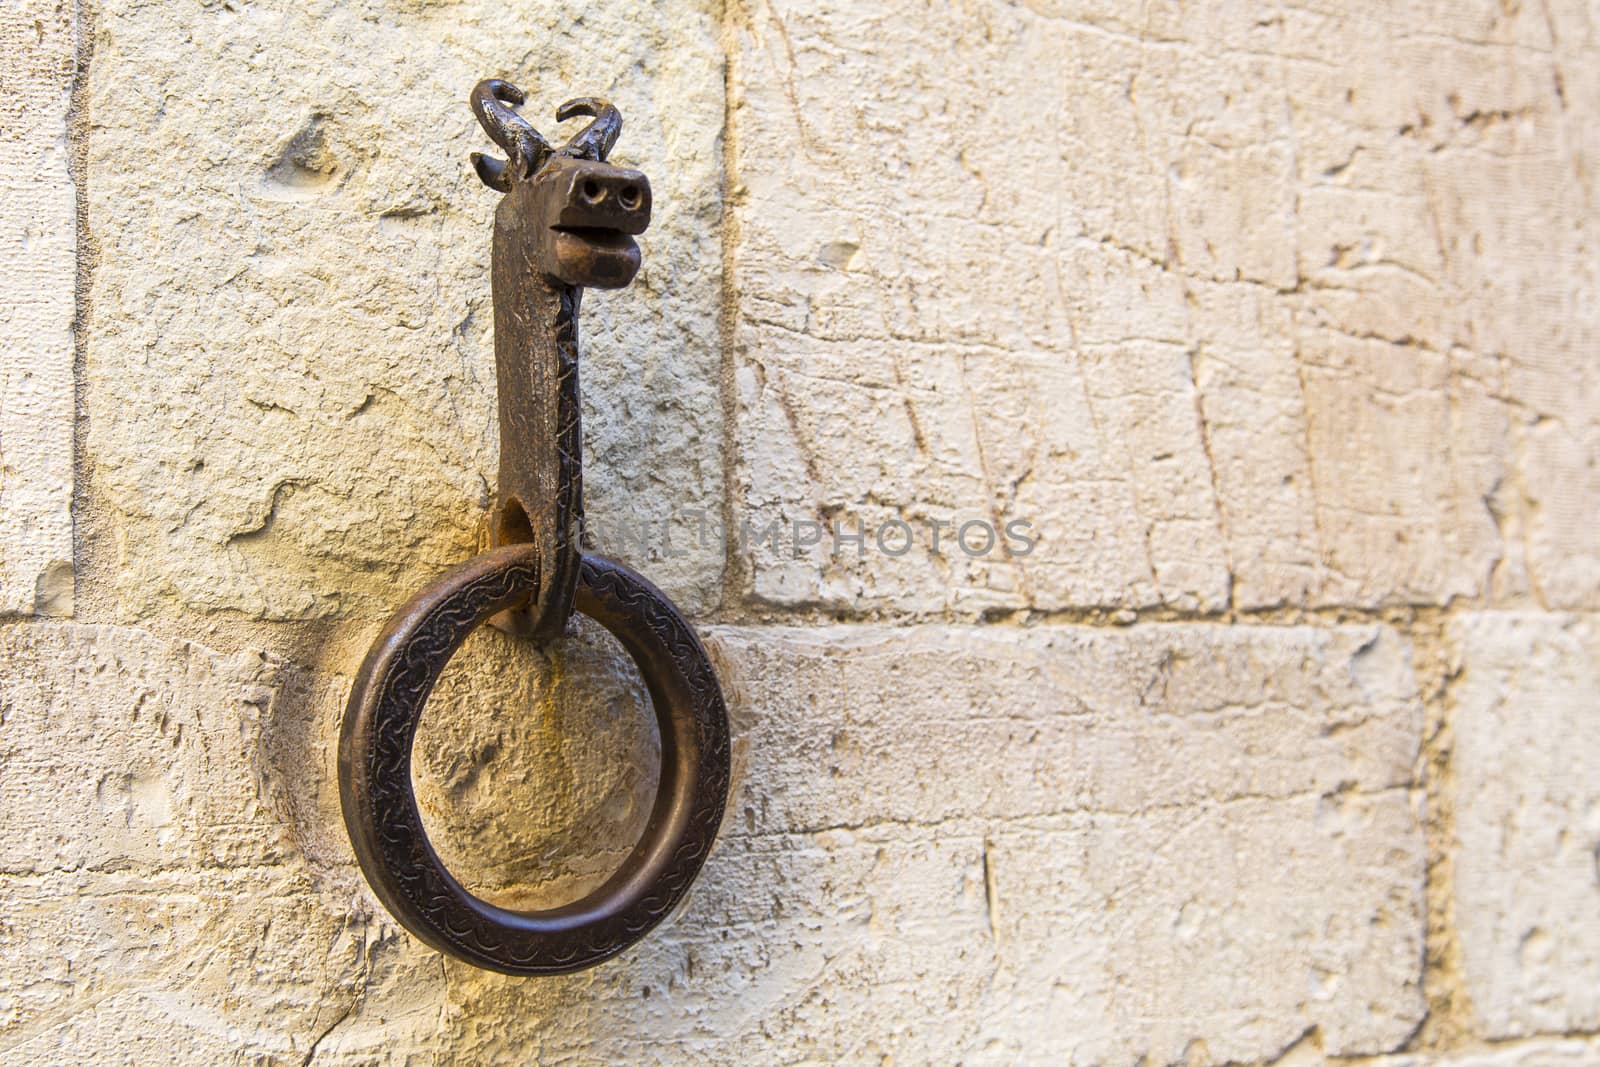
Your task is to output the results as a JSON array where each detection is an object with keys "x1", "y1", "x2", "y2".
[{"x1": 337, "y1": 80, "x2": 730, "y2": 976}]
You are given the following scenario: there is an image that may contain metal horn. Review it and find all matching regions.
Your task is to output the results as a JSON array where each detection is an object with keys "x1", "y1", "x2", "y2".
[
  {"x1": 555, "y1": 97, "x2": 622, "y2": 162},
  {"x1": 470, "y1": 151, "x2": 511, "y2": 192},
  {"x1": 470, "y1": 79, "x2": 551, "y2": 183}
]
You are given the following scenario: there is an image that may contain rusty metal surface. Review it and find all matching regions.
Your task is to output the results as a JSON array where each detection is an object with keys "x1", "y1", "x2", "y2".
[
  {"x1": 337, "y1": 81, "x2": 728, "y2": 976},
  {"x1": 473, "y1": 79, "x2": 651, "y2": 640}
]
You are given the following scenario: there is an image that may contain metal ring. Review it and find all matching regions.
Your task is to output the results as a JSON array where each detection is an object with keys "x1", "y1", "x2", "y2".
[{"x1": 338, "y1": 543, "x2": 730, "y2": 975}]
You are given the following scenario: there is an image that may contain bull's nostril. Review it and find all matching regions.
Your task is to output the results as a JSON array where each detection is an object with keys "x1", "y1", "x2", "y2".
[
  {"x1": 618, "y1": 185, "x2": 642, "y2": 211},
  {"x1": 581, "y1": 179, "x2": 604, "y2": 203}
]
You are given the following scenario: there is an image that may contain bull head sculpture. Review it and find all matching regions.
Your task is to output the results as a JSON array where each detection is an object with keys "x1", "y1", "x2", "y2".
[{"x1": 470, "y1": 79, "x2": 651, "y2": 288}]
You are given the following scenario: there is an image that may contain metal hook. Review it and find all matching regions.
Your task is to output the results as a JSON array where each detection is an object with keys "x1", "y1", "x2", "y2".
[{"x1": 338, "y1": 81, "x2": 728, "y2": 975}]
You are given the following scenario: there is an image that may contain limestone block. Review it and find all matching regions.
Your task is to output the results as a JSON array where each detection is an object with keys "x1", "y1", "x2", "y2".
[
  {"x1": 84, "y1": 0, "x2": 725, "y2": 625},
  {"x1": 1375, "y1": 1039, "x2": 1600, "y2": 1067},
  {"x1": 402, "y1": 622, "x2": 1424, "y2": 1064},
  {"x1": 433, "y1": 832, "x2": 1001, "y2": 1064},
  {"x1": 1288, "y1": 23, "x2": 1600, "y2": 610},
  {"x1": 0, "y1": 624, "x2": 291, "y2": 874},
  {"x1": 0, "y1": 868, "x2": 385, "y2": 1065},
  {"x1": 728, "y1": 0, "x2": 1599, "y2": 614},
  {"x1": 0, "y1": 614, "x2": 1423, "y2": 1063},
  {"x1": 711, "y1": 622, "x2": 1420, "y2": 833},
  {"x1": 0, "y1": 624, "x2": 389, "y2": 1063},
  {"x1": 0, "y1": 620, "x2": 644, "y2": 1063},
  {"x1": 728, "y1": 1, "x2": 1228, "y2": 616},
  {"x1": 0, "y1": 1, "x2": 76, "y2": 617},
  {"x1": 1451, "y1": 613, "x2": 1600, "y2": 1038},
  {"x1": 468, "y1": 809, "x2": 1416, "y2": 1064},
  {"x1": 981, "y1": 795, "x2": 1421, "y2": 1063},
  {"x1": 692, "y1": 620, "x2": 1426, "y2": 1061}
]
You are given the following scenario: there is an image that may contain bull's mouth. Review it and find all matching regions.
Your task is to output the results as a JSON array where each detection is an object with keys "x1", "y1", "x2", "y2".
[
  {"x1": 547, "y1": 225, "x2": 642, "y2": 289},
  {"x1": 552, "y1": 225, "x2": 639, "y2": 253}
]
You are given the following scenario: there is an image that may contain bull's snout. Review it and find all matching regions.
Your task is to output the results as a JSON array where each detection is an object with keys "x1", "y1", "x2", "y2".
[
  {"x1": 534, "y1": 156, "x2": 652, "y2": 288},
  {"x1": 552, "y1": 162, "x2": 651, "y2": 234},
  {"x1": 538, "y1": 156, "x2": 651, "y2": 235}
]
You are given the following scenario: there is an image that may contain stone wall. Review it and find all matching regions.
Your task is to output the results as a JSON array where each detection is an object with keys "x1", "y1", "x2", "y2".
[{"x1": 2, "y1": 0, "x2": 1598, "y2": 1062}]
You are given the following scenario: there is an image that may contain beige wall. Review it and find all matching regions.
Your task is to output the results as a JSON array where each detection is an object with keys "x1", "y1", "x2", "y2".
[{"x1": 3, "y1": 0, "x2": 1599, "y2": 1062}]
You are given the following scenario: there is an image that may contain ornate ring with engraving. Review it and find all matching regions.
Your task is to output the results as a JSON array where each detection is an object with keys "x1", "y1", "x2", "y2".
[{"x1": 338, "y1": 543, "x2": 730, "y2": 976}]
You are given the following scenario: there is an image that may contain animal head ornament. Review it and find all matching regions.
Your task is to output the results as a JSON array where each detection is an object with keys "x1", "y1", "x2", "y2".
[{"x1": 470, "y1": 79, "x2": 650, "y2": 289}]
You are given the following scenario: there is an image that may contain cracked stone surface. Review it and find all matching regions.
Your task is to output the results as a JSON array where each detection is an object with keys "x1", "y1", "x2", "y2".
[
  {"x1": 1450, "y1": 613, "x2": 1600, "y2": 1040},
  {"x1": 706, "y1": 621, "x2": 1426, "y2": 1062},
  {"x1": 727, "y1": 0, "x2": 1600, "y2": 614},
  {"x1": 0, "y1": 619, "x2": 1425, "y2": 1063},
  {"x1": 1373, "y1": 1039, "x2": 1600, "y2": 1067},
  {"x1": 0, "y1": 0, "x2": 76, "y2": 617}
]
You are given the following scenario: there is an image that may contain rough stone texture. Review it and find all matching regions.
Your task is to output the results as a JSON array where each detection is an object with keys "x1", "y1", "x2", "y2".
[
  {"x1": 3, "y1": 0, "x2": 1599, "y2": 1062},
  {"x1": 84, "y1": 0, "x2": 726, "y2": 625},
  {"x1": 0, "y1": 622, "x2": 662, "y2": 1064},
  {"x1": 0, "y1": 0, "x2": 76, "y2": 617},
  {"x1": 727, "y1": 0, "x2": 1600, "y2": 614},
  {"x1": 0, "y1": 624, "x2": 360, "y2": 1061},
  {"x1": 707, "y1": 622, "x2": 1426, "y2": 1062},
  {"x1": 410, "y1": 619, "x2": 660, "y2": 911},
  {"x1": 712, "y1": 622, "x2": 1420, "y2": 834},
  {"x1": 1372, "y1": 1039, "x2": 1600, "y2": 1067},
  {"x1": 1451, "y1": 613, "x2": 1600, "y2": 1040},
  {"x1": 0, "y1": 619, "x2": 1425, "y2": 1064}
]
